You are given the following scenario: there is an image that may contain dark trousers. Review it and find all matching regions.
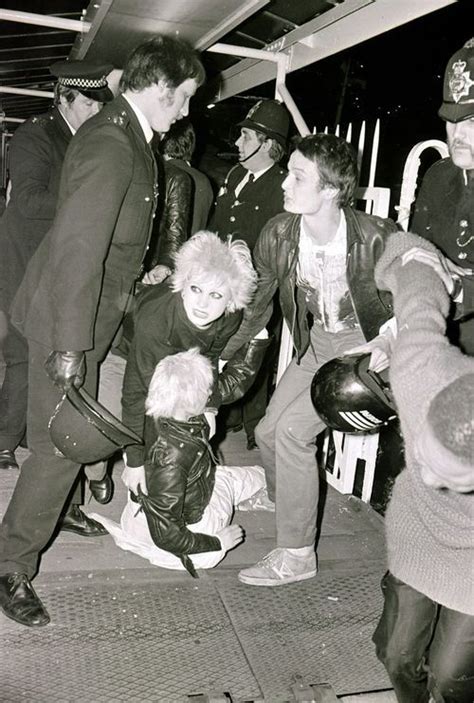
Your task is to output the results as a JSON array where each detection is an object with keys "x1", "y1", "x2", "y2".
[
  {"x1": 0, "y1": 340, "x2": 99, "y2": 578},
  {"x1": 224, "y1": 358, "x2": 272, "y2": 439},
  {"x1": 373, "y1": 572, "x2": 474, "y2": 703},
  {"x1": 0, "y1": 317, "x2": 28, "y2": 451}
]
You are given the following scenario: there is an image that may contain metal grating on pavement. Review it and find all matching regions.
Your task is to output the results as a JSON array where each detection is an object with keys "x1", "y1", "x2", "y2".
[
  {"x1": 218, "y1": 569, "x2": 390, "y2": 701},
  {"x1": 1, "y1": 568, "x2": 390, "y2": 702},
  {"x1": 1, "y1": 577, "x2": 261, "y2": 703}
]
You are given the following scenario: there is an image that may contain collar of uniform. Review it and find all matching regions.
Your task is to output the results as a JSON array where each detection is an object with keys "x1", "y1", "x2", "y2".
[
  {"x1": 57, "y1": 106, "x2": 77, "y2": 135},
  {"x1": 122, "y1": 93, "x2": 153, "y2": 143},
  {"x1": 239, "y1": 163, "x2": 273, "y2": 187}
]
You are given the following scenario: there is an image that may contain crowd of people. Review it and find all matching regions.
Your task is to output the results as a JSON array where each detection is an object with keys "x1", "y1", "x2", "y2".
[{"x1": 0, "y1": 29, "x2": 472, "y2": 703}]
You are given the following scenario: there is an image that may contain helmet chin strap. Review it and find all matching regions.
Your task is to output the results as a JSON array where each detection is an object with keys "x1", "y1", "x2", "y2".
[{"x1": 239, "y1": 142, "x2": 262, "y2": 163}]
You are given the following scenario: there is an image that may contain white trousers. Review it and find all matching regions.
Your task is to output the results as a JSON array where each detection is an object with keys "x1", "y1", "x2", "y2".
[{"x1": 91, "y1": 464, "x2": 266, "y2": 570}]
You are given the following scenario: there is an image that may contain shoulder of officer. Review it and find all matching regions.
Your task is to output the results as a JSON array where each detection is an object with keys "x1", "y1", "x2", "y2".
[
  {"x1": 105, "y1": 107, "x2": 131, "y2": 129},
  {"x1": 30, "y1": 112, "x2": 54, "y2": 127}
]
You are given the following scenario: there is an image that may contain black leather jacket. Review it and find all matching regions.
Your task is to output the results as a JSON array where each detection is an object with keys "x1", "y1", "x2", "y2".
[
  {"x1": 136, "y1": 414, "x2": 219, "y2": 576},
  {"x1": 223, "y1": 208, "x2": 397, "y2": 360},
  {"x1": 146, "y1": 159, "x2": 192, "y2": 271},
  {"x1": 132, "y1": 336, "x2": 271, "y2": 576}
]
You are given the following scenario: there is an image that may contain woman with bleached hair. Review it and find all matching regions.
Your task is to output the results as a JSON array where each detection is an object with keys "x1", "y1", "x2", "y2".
[
  {"x1": 100, "y1": 230, "x2": 270, "y2": 520},
  {"x1": 93, "y1": 348, "x2": 266, "y2": 573}
]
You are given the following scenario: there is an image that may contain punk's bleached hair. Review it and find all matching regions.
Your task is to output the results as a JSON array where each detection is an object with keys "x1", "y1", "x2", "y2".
[
  {"x1": 170, "y1": 230, "x2": 257, "y2": 313},
  {"x1": 145, "y1": 348, "x2": 213, "y2": 421}
]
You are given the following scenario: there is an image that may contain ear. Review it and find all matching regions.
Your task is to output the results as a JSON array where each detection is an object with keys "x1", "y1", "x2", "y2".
[
  {"x1": 322, "y1": 186, "x2": 339, "y2": 202},
  {"x1": 155, "y1": 78, "x2": 171, "y2": 98},
  {"x1": 58, "y1": 94, "x2": 69, "y2": 109}
]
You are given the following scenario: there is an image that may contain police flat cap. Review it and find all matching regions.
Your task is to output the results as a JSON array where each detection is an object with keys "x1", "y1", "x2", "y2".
[{"x1": 50, "y1": 60, "x2": 114, "y2": 102}]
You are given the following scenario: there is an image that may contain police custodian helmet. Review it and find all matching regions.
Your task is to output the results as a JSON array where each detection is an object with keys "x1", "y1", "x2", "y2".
[
  {"x1": 49, "y1": 387, "x2": 142, "y2": 464},
  {"x1": 311, "y1": 353, "x2": 397, "y2": 434}
]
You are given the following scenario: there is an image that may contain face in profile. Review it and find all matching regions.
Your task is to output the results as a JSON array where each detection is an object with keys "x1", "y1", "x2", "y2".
[
  {"x1": 235, "y1": 127, "x2": 264, "y2": 165},
  {"x1": 181, "y1": 276, "x2": 232, "y2": 328},
  {"x1": 446, "y1": 116, "x2": 474, "y2": 170},
  {"x1": 148, "y1": 78, "x2": 199, "y2": 134},
  {"x1": 62, "y1": 93, "x2": 103, "y2": 130},
  {"x1": 282, "y1": 150, "x2": 332, "y2": 215}
]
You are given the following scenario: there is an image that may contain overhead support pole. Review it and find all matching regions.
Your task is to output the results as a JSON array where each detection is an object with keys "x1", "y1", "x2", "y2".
[
  {"x1": 3, "y1": 117, "x2": 25, "y2": 124},
  {"x1": 0, "y1": 86, "x2": 54, "y2": 99},
  {"x1": 208, "y1": 42, "x2": 310, "y2": 136},
  {"x1": 0, "y1": 8, "x2": 90, "y2": 33}
]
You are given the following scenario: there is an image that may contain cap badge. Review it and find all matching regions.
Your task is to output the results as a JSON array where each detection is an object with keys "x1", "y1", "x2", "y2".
[
  {"x1": 246, "y1": 100, "x2": 262, "y2": 119},
  {"x1": 449, "y1": 60, "x2": 473, "y2": 103}
]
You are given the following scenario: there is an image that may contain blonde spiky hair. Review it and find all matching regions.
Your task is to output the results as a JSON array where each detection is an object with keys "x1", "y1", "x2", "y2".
[
  {"x1": 145, "y1": 348, "x2": 214, "y2": 421},
  {"x1": 171, "y1": 230, "x2": 257, "y2": 312}
]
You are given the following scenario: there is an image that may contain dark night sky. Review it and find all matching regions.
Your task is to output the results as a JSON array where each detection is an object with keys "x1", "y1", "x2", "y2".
[{"x1": 197, "y1": 0, "x2": 472, "y2": 216}]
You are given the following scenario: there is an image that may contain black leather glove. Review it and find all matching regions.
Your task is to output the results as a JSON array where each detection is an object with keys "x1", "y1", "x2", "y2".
[
  {"x1": 217, "y1": 336, "x2": 272, "y2": 406},
  {"x1": 45, "y1": 350, "x2": 86, "y2": 391}
]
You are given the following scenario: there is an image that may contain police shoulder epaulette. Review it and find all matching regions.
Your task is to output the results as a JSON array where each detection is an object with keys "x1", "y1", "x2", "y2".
[
  {"x1": 106, "y1": 109, "x2": 129, "y2": 128},
  {"x1": 30, "y1": 114, "x2": 52, "y2": 127}
]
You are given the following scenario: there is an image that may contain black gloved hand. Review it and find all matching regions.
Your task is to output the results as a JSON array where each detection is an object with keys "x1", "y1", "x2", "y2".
[{"x1": 45, "y1": 350, "x2": 86, "y2": 391}]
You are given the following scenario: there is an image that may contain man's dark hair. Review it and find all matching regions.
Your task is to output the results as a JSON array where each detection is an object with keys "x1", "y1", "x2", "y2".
[
  {"x1": 295, "y1": 134, "x2": 358, "y2": 207},
  {"x1": 162, "y1": 119, "x2": 196, "y2": 160},
  {"x1": 120, "y1": 35, "x2": 205, "y2": 93}
]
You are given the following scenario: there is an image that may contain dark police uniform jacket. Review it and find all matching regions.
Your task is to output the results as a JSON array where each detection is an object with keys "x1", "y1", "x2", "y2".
[
  {"x1": 11, "y1": 95, "x2": 158, "y2": 360},
  {"x1": 0, "y1": 107, "x2": 72, "y2": 310},
  {"x1": 209, "y1": 162, "x2": 286, "y2": 250},
  {"x1": 412, "y1": 157, "x2": 474, "y2": 321}
]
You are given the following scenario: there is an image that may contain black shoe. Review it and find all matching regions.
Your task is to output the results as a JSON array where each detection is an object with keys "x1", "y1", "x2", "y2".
[
  {"x1": 0, "y1": 573, "x2": 50, "y2": 627},
  {"x1": 0, "y1": 449, "x2": 19, "y2": 470},
  {"x1": 246, "y1": 436, "x2": 258, "y2": 451},
  {"x1": 89, "y1": 475, "x2": 114, "y2": 505},
  {"x1": 60, "y1": 505, "x2": 108, "y2": 537}
]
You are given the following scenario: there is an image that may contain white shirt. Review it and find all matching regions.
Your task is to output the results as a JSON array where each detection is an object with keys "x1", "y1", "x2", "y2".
[
  {"x1": 234, "y1": 164, "x2": 273, "y2": 197},
  {"x1": 122, "y1": 94, "x2": 153, "y2": 143},
  {"x1": 297, "y1": 211, "x2": 358, "y2": 333}
]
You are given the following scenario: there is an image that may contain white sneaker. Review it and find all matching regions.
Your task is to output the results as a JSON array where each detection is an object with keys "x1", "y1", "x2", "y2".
[
  {"x1": 237, "y1": 486, "x2": 275, "y2": 512},
  {"x1": 238, "y1": 548, "x2": 317, "y2": 586}
]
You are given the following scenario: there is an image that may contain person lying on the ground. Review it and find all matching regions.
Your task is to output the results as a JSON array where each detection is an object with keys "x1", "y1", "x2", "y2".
[{"x1": 92, "y1": 348, "x2": 266, "y2": 574}]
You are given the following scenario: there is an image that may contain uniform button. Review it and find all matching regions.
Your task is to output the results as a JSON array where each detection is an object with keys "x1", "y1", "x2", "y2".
[
  {"x1": 234, "y1": 200, "x2": 239, "y2": 206},
  {"x1": 460, "y1": 219, "x2": 468, "y2": 228},
  {"x1": 255, "y1": 205, "x2": 259, "y2": 210},
  {"x1": 145, "y1": 196, "x2": 151, "y2": 202},
  {"x1": 230, "y1": 216, "x2": 236, "y2": 222}
]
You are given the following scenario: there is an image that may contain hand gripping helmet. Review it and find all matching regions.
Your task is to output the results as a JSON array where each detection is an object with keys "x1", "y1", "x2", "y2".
[
  {"x1": 49, "y1": 386, "x2": 142, "y2": 463},
  {"x1": 311, "y1": 353, "x2": 397, "y2": 434}
]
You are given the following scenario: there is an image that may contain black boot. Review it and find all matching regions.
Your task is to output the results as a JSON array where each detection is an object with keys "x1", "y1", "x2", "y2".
[
  {"x1": 0, "y1": 449, "x2": 19, "y2": 470},
  {"x1": 60, "y1": 504, "x2": 108, "y2": 537},
  {"x1": 0, "y1": 573, "x2": 50, "y2": 627},
  {"x1": 89, "y1": 474, "x2": 114, "y2": 505}
]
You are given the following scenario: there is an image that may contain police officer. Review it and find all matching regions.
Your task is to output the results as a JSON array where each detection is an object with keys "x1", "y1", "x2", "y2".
[
  {"x1": 0, "y1": 60, "x2": 114, "y2": 473},
  {"x1": 0, "y1": 35, "x2": 204, "y2": 628},
  {"x1": 210, "y1": 99, "x2": 290, "y2": 251},
  {"x1": 411, "y1": 38, "x2": 474, "y2": 354},
  {"x1": 209, "y1": 100, "x2": 291, "y2": 448}
]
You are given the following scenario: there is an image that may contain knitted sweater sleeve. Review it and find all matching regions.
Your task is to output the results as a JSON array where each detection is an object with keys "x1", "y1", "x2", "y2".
[{"x1": 375, "y1": 232, "x2": 474, "y2": 445}]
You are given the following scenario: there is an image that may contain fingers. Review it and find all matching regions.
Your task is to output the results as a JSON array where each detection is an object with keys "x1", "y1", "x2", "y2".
[
  {"x1": 217, "y1": 524, "x2": 245, "y2": 550},
  {"x1": 342, "y1": 342, "x2": 373, "y2": 356},
  {"x1": 368, "y1": 348, "x2": 389, "y2": 373},
  {"x1": 121, "y1": 465, "x2": 148, "y2": 495}
]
